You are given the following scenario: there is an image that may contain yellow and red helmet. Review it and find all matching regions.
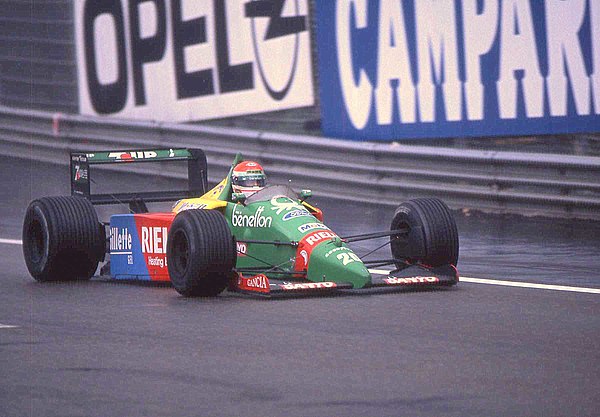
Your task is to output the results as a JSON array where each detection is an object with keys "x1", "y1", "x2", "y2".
[{"x1": 231, "y1": 161, "x2": 267, "y2": 197}]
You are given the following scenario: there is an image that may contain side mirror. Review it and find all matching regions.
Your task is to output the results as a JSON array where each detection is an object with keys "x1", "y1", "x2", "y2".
[
  {"x1": 231, "y1": 193, "x2": 247, "y2": 204},
  {"x1": 299, "y1": 189, "x2": 312, "y2": 200}
]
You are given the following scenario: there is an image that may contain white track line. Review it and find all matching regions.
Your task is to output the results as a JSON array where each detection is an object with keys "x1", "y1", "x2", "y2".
[
  {"x1": 0, "y1": 238, "x2": 22, "y2": 245},
  {"x1": 2, "y1": 239, "x2": 598, "y2": 294},
  {"x1": 368, "y1": 269, "x2": 600, "y2": 294},
  {"x1": 460, "y1": 277, "x2": 600, "y2": 294},
  {"x1": 0, "y1": 324, "x2": 19, "y2": 329}
]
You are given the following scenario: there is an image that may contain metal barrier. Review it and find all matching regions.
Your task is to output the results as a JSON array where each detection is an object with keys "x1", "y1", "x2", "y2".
[{"x1": 1, "y1": 105, "x2": 599, "y2": 219}]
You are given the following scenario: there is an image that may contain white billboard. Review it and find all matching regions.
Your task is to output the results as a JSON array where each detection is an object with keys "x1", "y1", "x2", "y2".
[{"x1": 75, "y1": 0, "x2": 314, "y2": 121}]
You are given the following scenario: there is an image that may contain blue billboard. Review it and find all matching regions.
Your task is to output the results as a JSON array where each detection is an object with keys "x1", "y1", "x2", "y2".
[{"x1": 315, "y1": 0, "x2": 600, "y2": 140}]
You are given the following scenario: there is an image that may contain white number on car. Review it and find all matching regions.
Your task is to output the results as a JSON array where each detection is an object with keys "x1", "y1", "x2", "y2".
[{"x1": 336, "y1": 252, "x2": 361, "y2": 266}]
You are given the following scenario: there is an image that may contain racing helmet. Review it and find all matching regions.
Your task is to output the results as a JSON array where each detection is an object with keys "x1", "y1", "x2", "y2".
[{"x1": 231, "y1": 161, "x2": 266, "y2": 197}]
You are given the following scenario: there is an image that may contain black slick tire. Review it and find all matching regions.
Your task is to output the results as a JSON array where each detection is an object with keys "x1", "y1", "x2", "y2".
[
  {"x1": 390, "y1": 198, "x2": 459, "y2": 268},
  {"x1": 167, "y1": 209, "x2": 236, "y2": 297},
  {"x1": 22, "y1": 196, "x2": 105, "y2": 282}
]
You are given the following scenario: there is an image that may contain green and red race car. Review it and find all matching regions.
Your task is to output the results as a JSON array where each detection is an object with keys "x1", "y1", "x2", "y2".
[{"x1": 22, "y1": 148, "x2": 459, "y2": 297}]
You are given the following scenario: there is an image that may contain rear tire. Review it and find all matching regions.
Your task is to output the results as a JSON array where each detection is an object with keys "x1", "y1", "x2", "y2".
[
  {"x1": 22, "y1": 196, "x2": 105, "y2": 282},
  {"x1": 167, "y1": 210, "x2": 236, "y2": 297},
  {"x1": 390, "y1": 198, "x2": 459, "y2": 268}
]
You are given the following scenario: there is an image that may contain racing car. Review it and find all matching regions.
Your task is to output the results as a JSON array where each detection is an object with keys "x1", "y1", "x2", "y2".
[{"x1": 22, "y1": 148, "x2": 459, "y2": 297}]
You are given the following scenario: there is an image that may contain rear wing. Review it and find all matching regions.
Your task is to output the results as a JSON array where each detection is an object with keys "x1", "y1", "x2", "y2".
[{"x1": 70, "y1": 148, "x2": 208, "y2": 205}]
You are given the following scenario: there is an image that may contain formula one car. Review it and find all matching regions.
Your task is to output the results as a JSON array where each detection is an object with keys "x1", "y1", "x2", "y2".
[{"x1": 22, "y1": 148, "x2": 459, "y2": 297}]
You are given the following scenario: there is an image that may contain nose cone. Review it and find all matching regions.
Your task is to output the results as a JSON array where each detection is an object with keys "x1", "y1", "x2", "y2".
[{"x1": 305, "y1": 241, "x2": 371, "y2": 288}]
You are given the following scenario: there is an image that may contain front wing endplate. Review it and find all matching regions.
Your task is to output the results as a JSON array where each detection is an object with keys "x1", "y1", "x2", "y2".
[{"x1": 369, "y1": 264, "x2": 458, "y2": 288}]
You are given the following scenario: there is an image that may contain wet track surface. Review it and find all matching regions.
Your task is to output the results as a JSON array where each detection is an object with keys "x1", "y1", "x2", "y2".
[
  {"x1": 317, "y1": 200, "x2": 600, "y2": 288},
  {"x1": 1, "y1": 157, "x2": 599, "y2": 417}
]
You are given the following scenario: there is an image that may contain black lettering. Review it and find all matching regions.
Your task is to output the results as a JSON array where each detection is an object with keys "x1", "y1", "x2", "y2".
[
  {"x1": 129, "y1": 0, "x2": 167, "y2": 105},
  {"x1": 171, "y1": 0, "x2": 214, "y2": 98},
  {"x1": 84, "y1": 0, "x2": 127, "y2": 114},
  {"x1": 214, "y1": 0, "x2": 253, "y2": 93},
  {"x1": 245, "y1": 0, "x2": 306, "y2": 40}
]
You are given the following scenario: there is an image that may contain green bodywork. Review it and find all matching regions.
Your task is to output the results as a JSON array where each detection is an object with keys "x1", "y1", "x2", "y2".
[
  {"x1": 174, "y1": 153, "x2": 371, "y2": 288},
  {"x1": 223, "y1": 197, "x2": 371, "y2": 288}
]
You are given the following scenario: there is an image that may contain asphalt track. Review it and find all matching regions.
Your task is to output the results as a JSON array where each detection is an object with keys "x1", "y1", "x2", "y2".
[{"x1": 1, "y1": 157, "x2": 599, "y2": 417}]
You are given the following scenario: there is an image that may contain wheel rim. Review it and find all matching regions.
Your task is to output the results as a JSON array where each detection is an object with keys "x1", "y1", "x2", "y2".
[
  {"x1": 171, "y1": 229, "x2": 190, "y2": 276},
  {"x1": 27, "y1": 217, "x2": 46, "y2": 263},
  {"x1": 391, "y1": 220, "x2": 410, "y2": 252},
  {"x1": 391, "y1": 221, "x2": 410, "y2": 242}
]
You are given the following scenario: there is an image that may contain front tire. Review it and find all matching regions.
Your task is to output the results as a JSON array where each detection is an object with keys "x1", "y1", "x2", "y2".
[
  {"x1": 167, "y1": 210, "x2": 236, "y2": 297},
  {"x1": 22, "y1": 196, "x2": 105, "y2": 282},
  {"x1": 390, "y1": 198, "x2": 459, "y2": 268}
]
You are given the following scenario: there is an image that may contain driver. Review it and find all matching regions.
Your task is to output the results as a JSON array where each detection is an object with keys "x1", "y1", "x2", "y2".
[{"x1": 231, "y1": 161, "x2": 267, "y2": 198}]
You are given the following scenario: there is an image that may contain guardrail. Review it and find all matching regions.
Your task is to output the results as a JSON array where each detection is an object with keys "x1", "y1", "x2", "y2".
[{"x1": 1, "y1": 105, "x2": 599, "y2": 220}]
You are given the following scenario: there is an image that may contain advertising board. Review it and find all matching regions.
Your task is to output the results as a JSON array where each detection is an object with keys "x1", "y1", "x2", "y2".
[
  {"x1": 75, "y1": 0, "x2": 314, "y2": 121},
  {"x1": 315, "y1": 0, "x2": 600, "y2": 140}
]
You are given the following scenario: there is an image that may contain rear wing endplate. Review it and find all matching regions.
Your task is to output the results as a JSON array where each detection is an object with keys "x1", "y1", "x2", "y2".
[{"x1": 70, "y1": 148, "x2": 208, "y2": 205}]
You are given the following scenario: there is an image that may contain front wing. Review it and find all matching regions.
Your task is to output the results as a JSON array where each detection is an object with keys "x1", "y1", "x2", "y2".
[{"x1": 229, "y1": 264, "x2": 458, "y2": 297}]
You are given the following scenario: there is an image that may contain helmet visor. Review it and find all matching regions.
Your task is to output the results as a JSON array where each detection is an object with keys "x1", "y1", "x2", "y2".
[{"x1": 234, "y1": 175, "x2": 265, "y2": 188}]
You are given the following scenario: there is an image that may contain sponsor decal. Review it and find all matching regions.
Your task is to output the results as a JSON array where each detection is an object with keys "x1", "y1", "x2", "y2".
[
  {"x1": 270, "y1": 196, "x2": 303, "y2": 215},
  {"x1": 71, "y1": 154, "x2": 88, "y2": 163},
  {"x1": 237, "y1": 274, "x2": 270, "y2": 294},
  {"x1": 324, "y1": 246, "x2": 361, "y2": 265},
  {"x1": 281, "y1": 282, "x2": 337, "y2": 290},
  {"x1": 71, "y1": 155, "x2": 89, "y2": 195},
  {"x1": 297, "y1": 222, "x2": 329, "y2": 233},
  {"x1": 295, "y1": 249, "x2": 309, "y2": 270},
  {"x1": 133, "y1": 214, "x2": 174, "y2": 278},
  {"x1": 294, "y1": 230, "x2": 338, "y2": 271},
  {"x1": 108, "y1": 151, "x2": 157, "y2": 160},
  {"x1": 75, "y1": 0, "x2": 313, "y2": 122},
  {"x1": 304, "y1": 231, "x2": 337, "y2": 247},
  {"x1": 110, "y1": 220, "x2": 138, "y2": 274},
  {"x1": 315, "y1": 1, "x2": 600, "y2": 140},
  {"x1": 204, "y1": 180, "x2": 227, "y2": 199},
  {"x1": 110, "y1": 214, "x2": 173, "y2": 280},
  {"x1": 237, "y1": 241, "x2": 248, "y2": 256},
  {"x1": 141, "y1": 226, "x2": 168, "y2": 254},
  {"x1": 384, "y1": 277, "x2": 440, "y2": 285},
  {"x1": 176, "y1": 201, "x2": 208, "y2": 212},
  {"x1": 282, "y1": 209, "x2": 311, "y2": 221},
  {"x1": 147, "y1": 256, "x2": 166, "y2": 268},
  {"x1": 73, "y1": 165, "x2": 88, "y2": 181},
  {"x1": 232, "y1": 206, "x2": 273, "y2": 228},
  {"x1": 110, "y1": 227, "x2": 132, "y2": 253},
  {"x1": 324, "y1": 247, "x2": 346, "y2": 258}
]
